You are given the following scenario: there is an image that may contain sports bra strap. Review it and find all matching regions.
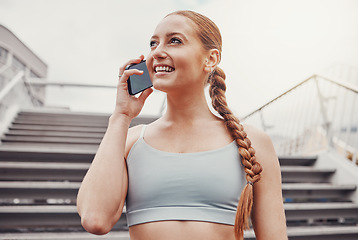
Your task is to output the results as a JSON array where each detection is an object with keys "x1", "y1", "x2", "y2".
[{"x1": 140, "y1": 125, "x2": 147, "y2": 138}]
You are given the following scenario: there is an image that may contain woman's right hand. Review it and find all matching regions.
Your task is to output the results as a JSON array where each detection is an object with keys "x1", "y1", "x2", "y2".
[{"x1": 113, "y1": 55, "x2": 153, "y2": 120}]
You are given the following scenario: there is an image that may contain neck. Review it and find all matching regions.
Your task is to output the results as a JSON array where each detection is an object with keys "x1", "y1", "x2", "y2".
[{"x1": 163, "y1": 88, "x2": 216, "y2": 124}]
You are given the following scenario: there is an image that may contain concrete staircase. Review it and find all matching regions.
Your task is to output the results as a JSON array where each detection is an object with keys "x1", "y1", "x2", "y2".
[
  {"x1": 0, "y1": 109, "x2": 156, "y2": 240},
  {"x1": 0, "y1": 109, "x2": 358, "y2": 240}
]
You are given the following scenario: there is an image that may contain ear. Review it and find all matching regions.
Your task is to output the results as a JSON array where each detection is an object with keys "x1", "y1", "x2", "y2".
[{"x1": 204, "y1": 49, "x2": 220, "y2": 73}]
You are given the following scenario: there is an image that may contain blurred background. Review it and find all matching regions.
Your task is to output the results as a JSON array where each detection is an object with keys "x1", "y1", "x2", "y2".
[
  {"x1": 1, "y1": 1, "x2": 358, "y2": 239},
  {"x1": 1, "y1": 0, "x2": 357, "y2": 117}
]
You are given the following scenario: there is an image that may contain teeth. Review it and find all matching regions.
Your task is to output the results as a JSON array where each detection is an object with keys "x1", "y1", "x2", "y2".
[{"x1": 155, "y1": 66, "x2": 174, "y2": 73}]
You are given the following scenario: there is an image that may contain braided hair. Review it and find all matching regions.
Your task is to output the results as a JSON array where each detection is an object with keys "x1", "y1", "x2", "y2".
[{"x1": 167, "y1": 10, "x2": 263, "y2": 240}]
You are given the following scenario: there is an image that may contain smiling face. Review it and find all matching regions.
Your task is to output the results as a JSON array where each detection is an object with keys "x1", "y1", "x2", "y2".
[{"x1": 146, "y1": 14, "x2": 210, "y2": 94}]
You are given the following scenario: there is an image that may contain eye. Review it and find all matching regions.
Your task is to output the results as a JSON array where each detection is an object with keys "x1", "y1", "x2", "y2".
[
  {"x1": 150, "y1": 40, "x2": 158, "y2": 48},
  {"x1": 169, "y1": 37, "x2": 182, "y2": 44}
]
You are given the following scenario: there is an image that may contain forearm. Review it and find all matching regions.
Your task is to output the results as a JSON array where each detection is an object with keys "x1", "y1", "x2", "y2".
[{"x1": 77, "y1": 114, "x2": 131, "y2": 232}]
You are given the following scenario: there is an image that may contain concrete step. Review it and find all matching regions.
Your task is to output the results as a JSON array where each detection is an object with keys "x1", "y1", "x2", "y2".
[
  {"x1": 15, "y1": 112, "x2": 109, "y2": 124},
  {"x1": 0, "y1": 142, "x2": 99, "y2": 150},
  {"x1": 284, "y1": 226, "x2": 358, "y2": 240},
  {"x1": 0, "y1": 162, "x2": 89, "y2": 181},
  {"x1": 0, "y1": 181, "x2": 80, "y2": 201},
  {"x1": 15, "y1": 111, "x2": 157, "y2": 128},
  {"x1": 0, "y1": 147, "x2": 95, "y2": 163},
  {"x1": 9, "y1": 116, "x2": 156, "y2": 132},
  {"x1": 282, "y1": 183, "x2": 357, "y2": 201},
  {"x1": 12, "y1": 119, "x2": 107, "y2": 128},
  {"x1": 16, "y1": 114, "x2": 110, "y2": 123},
  {"x1": 18, "y1": 109, "x2": 111, "y2": 118},
  {"x1": 15, "y1": 116, "x2": 109, "y2": 125},
  {"x1": 9, "y1": 124, "x2": 107, "y2": 133},
  {"x1": 279, "y1": 156, "x2": 317, "y2": 166},
  {"x1": 0, "y1": 205, "x2": 127, "y2": 232},
  {"x1": 2, "y1": 135, "x2": 102, "y2": 145},
  {"x1": 246, "y1": 226, "x2": 358, "y2": 240},
  {"x1": 5, "y1": 130, "x2": 105, "y2": 138},
  {"x1": 281, "y1": 166, "x2": 335, "y2": 183},
  {"x1": 284, "y1": 202, "x2": 358, "y2": 221}
]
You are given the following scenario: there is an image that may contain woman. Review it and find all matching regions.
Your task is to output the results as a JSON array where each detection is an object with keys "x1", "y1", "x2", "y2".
[{"x1": 77, "y1": 10, "x2": 287, "y2": 240}]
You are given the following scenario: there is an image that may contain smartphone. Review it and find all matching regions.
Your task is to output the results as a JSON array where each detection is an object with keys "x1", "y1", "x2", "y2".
[{"x1": 126, "y1": 60, "x2": 153, "y2": 95}]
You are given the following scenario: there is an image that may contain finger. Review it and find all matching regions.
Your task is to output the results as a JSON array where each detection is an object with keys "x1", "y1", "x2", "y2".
[
  {"x1": 137, "y1": 88, "x2": 153, "y2": 104},
  {"x1": 119, "y1": 69, "x2": 144, "y2": 84},
  {"x1": 118, "y1": 55, "x2": 145, "y2": 75}
]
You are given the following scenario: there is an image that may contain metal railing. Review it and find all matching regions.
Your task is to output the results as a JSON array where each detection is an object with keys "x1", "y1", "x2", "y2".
[
  {"x1": 1, "y1": 68, "x2": 165, "y2": 120},
  {"x1": 0, "y1": 70, "x2": 43, "y2": 108},
  {"x1": 25, "y1": 78, "x2": 117, "y2": 89},
  {"x1": 23, "y1": 78, "x2": 165, "y2": 116},
  {"x1": 0, "y1": 70, "x2": 41, "y2": 137},
  {"x1": 0, "y1": 71, "x2": 25, "y2": 103},
  {"x1": 242, "y1": 74, "x2": 358, "y2": 163}
]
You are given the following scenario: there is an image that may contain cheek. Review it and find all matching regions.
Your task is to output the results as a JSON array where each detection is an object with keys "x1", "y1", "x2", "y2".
[
  {"x1": 145, "y1": 56, "x2": 155, "y2": 78},
  {"x1": 145, "y1": 53, "x2": 153, "y2": 68},
  {"x1": 176, "y1": 52, "x2": 202, "y2": 72},
  {"x1": 181, "y1": 55, "x2": 205, "y2": 78}
]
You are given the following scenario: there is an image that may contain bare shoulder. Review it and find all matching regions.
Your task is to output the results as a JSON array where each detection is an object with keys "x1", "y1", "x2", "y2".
[
  {"x1": 124, "y1": 124, "x2": 145, "y2": 159},
  {"x1": 242, "y1": 124, "x2": 278, "y2": 167},
  {"x1": 242, "y1": 124, "x2": 274, "y2": 152}
]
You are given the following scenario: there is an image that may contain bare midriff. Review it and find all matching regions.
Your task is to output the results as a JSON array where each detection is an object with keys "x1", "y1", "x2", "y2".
[{"x1": 129, "y1": 220, "x2": 235, "y2": 240}]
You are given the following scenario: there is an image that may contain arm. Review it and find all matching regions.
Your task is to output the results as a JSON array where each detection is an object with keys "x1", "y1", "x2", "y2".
[
  {"x1": 76, "y1": 55, "x2": 153, "y2": 235},
  {"x1": 77, "y1": 115, "x2": 130, "y2": 234},
  {"x1": 244, "y1": 125, "x2": 288, "y2": 240}
]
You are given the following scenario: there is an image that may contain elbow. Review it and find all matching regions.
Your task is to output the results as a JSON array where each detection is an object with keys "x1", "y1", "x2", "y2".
[{"x1": 80, "y1": 213, "x2": 113, "y2": 235}]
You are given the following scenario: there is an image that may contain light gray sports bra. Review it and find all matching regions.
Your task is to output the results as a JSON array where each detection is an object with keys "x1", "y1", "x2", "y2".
[{"x1": 125, "y1": 125, "x2": 246, "y2": 227}]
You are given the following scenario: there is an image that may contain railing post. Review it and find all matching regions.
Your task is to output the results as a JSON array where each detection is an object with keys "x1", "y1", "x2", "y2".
[
  {"x1": 0, "y1": 51, "x2": 12, "y2": 75},
  {"x1": 0, "y1": 71, "x2": 25, "y2": 102},
  {"x1": 314, "y1": 75, "x2": 333, "y2": 149},
  {"x1": 259, "y1": 110, "x2": 267, "y2": 131}
]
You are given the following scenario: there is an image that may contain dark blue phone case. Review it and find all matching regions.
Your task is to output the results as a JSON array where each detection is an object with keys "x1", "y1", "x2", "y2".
[{"x1": 126, "y1": 60, "x2": 153, "y2": 95}]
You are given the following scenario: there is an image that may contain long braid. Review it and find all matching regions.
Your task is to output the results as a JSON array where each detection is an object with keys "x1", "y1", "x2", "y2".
[{"x1": 208, "y1": 67, "x2": 263, "y2": 240}]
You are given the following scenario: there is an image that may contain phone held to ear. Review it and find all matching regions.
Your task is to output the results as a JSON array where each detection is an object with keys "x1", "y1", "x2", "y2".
[{"x1": 126, "y1": 60, "x2": 153, "y2": 95}]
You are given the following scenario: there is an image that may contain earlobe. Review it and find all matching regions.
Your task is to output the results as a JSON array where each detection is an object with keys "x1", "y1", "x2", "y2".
[{"x1": 204, "y1": 59, "x2": 212, "y2": 73}]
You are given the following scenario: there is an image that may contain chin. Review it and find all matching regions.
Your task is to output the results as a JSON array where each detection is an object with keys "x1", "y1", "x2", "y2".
[
  {"x1": 152, "y1": 77, "x2": 185, "y2": 94},
  {"x1": 152, "y1": 80, "x2": 171, "y2": 92}
]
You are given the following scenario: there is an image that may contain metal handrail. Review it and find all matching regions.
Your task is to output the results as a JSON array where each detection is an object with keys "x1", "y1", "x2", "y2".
[
  {"x1": 242, "y1": 73, "x2": 358, "y2": 160},
  {"x1": 318, "y1": 74, "x2": 358, "y2": 93},
  {"x1": 242, "y1": 75, "x2": 315, "y2": 120},
  {"x1": 0, "y1": 71, "x2": 25, "y2": 103},
  {"x1": 25, "y1": 78, "x2": 117, "y2": 89},
  {"x1": 242, "y1": 73, "x2": 358, "y2": 120},
  {"x1": 24, "y1": 78, "x2": 166, "y2": 115}
]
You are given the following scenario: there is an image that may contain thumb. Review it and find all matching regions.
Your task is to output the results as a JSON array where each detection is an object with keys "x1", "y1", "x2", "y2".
[{"x1": 138, "y1": 88, "x2": 153, "y2": 105}]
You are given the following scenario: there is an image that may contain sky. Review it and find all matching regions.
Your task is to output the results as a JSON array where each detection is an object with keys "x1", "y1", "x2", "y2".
[{"x1": 1, "y1": 0, "x2": 358, "y2": 117}]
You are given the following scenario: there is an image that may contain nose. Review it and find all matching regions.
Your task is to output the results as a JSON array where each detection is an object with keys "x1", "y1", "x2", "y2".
[{"x1": 151, "y1": 43, "x2": 167, "y2": 60}]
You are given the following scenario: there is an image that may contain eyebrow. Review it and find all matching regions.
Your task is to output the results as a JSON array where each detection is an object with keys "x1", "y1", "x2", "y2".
[{"x1": 151, "y1": 32, "x2": 188, "y2": 41}]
